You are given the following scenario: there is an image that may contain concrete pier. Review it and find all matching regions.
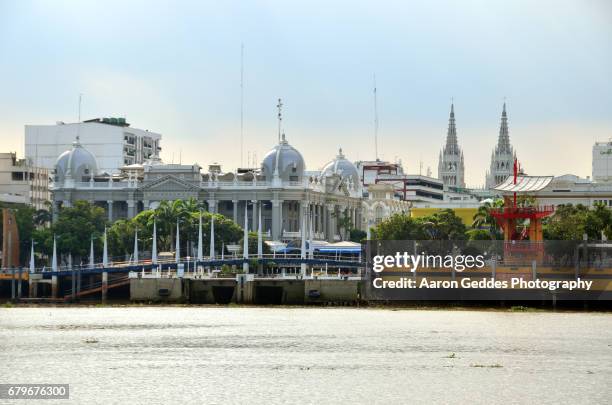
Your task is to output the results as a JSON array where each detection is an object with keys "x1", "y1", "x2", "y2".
[{"x1": 129, "y1": 276, "x2": 361, "y2": 305}]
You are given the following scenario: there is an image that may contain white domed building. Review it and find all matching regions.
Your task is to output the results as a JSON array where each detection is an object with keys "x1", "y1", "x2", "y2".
[
  {"x1": 51, "y1": 128, "x2": 364, "y2": 242},
  {"x1": 261, "y1": 133, "x2": 306, "y2": 185},
  {"x1": 54, "y1": 137, "x2": 99, "y2": 186},
  {"x1": 320, "y1": 148, "x2": 361, "y2": 196}
]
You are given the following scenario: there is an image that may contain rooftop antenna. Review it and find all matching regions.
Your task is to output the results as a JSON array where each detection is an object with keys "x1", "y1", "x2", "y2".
[
  {"x1": 373, "y1": 74, "x2": 379, "y2": 161},
  {"x1": 240, "y1": 43, "x2": 245, "y2": 167},
  {"x1": 78, "y1": 93, "x2": 83, "y2": 123},
  {"x1": 277, "y1": 98, "x2": 283, "y2": 144},
  {"x1": 179, "y1": 149, "x2": 182, "y2": 164},
  {"x1": 77, "y1": 93, "x2": 83, "y2": 142},
  {"x1": 419, "y1": 155, "x2": 423, "y2": 176}
]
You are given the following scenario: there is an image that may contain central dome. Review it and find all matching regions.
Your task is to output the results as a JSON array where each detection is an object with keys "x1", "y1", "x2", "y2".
[
  {"x1": 261, "y1": 134, "x2": 306, "y2": 182},
  {"x1": 321, "y1": 148, "x2": 359, "y2": 185},
  {"x1": 55, "y1": 137, "x2": 99, "y2": 182}
]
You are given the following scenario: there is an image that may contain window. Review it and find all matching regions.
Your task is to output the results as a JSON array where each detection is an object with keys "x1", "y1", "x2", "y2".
[{"x1": 11, "y1": 172, "x2": 24, "y2": 181}]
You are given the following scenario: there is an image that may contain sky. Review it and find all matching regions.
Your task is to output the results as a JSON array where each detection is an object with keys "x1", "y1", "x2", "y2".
[{"x1": 0, "y1": 0, "x2": 610, "y2": 187}]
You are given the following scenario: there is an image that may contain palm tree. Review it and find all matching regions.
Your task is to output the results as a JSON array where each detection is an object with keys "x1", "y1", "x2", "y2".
[
  {"x1": 33, "y1": 209, "x2": 52, "y2": 227},
  {"x1": 472, "y1": 199, "x2": 503, "y2": 239}
]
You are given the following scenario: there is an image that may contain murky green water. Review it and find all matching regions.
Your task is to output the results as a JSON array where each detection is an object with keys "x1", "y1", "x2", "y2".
[{"x1": 0, "y1": 307, "x2": 610, "y2": 404}]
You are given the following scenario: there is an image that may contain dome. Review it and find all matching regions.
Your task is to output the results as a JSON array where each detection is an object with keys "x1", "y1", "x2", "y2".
[
  {"x1": 54, "y1": 137, "x2": 99, "y2": 182},
  {"x1": 261, "y1": 134, "x2": 306, "y2": 182},
  {"x1": 321, "y1": 148, "x2": 359, "y2": 185}
]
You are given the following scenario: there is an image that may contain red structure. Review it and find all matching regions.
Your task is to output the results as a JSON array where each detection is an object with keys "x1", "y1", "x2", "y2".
[{"x1": 490, "y1": 159, "x2": 554, "y2": 262}]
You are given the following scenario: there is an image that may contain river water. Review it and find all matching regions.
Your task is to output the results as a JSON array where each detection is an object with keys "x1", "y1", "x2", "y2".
[{"x1": 0, "y1": 307, "x2": 611, "y2": 404}]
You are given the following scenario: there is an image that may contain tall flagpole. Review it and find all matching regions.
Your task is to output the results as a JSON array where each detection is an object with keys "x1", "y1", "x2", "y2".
[
  {"x1": 152, "y1": 220, "x2": 158, "y2": 265},
  {"x1": 30, "y1": 240, "x2": 35, "y2": 273},
  {"x1": 209, "y1": 214, "x2": 215, "y2": 260},
  {"x1": 89, "y1": 237, "x2": 94, "y2": 269},
  {"x1": 257, "y1": 203, "x2": 262, "y2": 258},
  {"x1": 102, "y1": 228, "x2": 108, "y2": 267},
  {"x1": 243, "y1": 201, "x2": 249, "y2": 273},
  {"x1": 197, "y1": 211, "x2": 203, "y2": 261},
  {"x1": 133, "y1": 229, "x2": 138, "y2": 264},
  {"x1": 175, "y1": 220, "x2": 180, "y2": 264},
  {"x1": 52, "y1": 235, "x2": 58, "y2": 272}
]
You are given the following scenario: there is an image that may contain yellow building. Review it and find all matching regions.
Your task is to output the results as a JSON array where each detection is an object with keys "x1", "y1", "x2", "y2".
[{"x1": 410, "y1": 207, "x2": 477, "y2": 226}]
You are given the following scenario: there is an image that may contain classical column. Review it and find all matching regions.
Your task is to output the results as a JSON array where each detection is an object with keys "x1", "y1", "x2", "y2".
[
  {"x1": 251, "y1": 200, "x2": 258, "y2": 232},
  {"x1": 326, "y1": 203, "x2": 336, "y2": 241},
  {"x1": 322, "y1": 204, "x2": 328, "y2": 239},
  {"x1": 319, "y1": 204, "x2": 324, "y2": 235},
  {"x1": 127, "y1": 200, "x2": 136, "y2": 219},
  {"x1": 279, "y1": 200, "x2": 283, "y2": 234},
  {"x1": 299, "y1": 201, "x2": 309, "y2": 237},
  {"x1": 232, "y1": 200, "x2": 238, "y2": 223},
  {"x1": 271, "y1": 199, "x2": 282, "y2": 240},
  {"x1": 107, "y1": 200, "x2": 113, "y2": 222}
]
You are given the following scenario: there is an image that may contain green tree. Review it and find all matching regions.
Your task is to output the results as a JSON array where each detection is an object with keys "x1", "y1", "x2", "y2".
[
  {"x1": 371, "y1": 213, "x2": 427, "y2": 240},
  {"x1": 472, "y1": 199, "x2": 503, "y2": 239},
  {"x1": 544, "y1": 204, "x2": 589, "y2": 240},
  {"x1": 415, "y1": 209, "x2": 467, "y2": 240},
  {"x1": 584, "y1": 202, "x2": 612, "y2": 240},
  {"x1": 466, "y1": 228, "x2": 493, "y2": 241},
  {"x1": 50, "y1": 201, "x2": 107, "y2": 262},
  {"x1": 349, "y1": 228, "x2": 367, "y2": 243}
]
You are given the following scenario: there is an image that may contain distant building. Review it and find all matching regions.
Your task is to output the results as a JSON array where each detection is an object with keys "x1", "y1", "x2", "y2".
[
  {"x1": 25, "y1": 117, "x2": 162, "y2": 175},
  {"x1": 592, "y1": 141, "x2": 612, "y2": 182},
  {"x1": 531, "y1": 174, "x2": 612, "y2": 208},
  {"x1": 361, "y1": 183, "x2": 410, "y2": 230},
  {"x1": 0, "y1": 152, "x2": 50, "y2": 209},
  {"x1": 438, "y1": 103, "x2": 465, "y2": 187},
  {"x1": 486, "y1": 103, "x2": 516, "y2": 189}
]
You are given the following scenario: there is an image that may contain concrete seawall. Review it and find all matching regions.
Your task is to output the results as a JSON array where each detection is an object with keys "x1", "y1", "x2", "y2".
[{"x1": 130, "y1": 277, "x2": 361, "y2": 305}]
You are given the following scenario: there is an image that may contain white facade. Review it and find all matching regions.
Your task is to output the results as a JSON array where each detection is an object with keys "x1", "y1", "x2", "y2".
[
  {"x1": 25, "y1": 118, "x2": 161, "y2": 175},
  {"x1": 531, "y1": 174, "x2": 612, "y2": 208},
  {"x1": 592, "y1": 141, "x2": 612, "y2": 182}
]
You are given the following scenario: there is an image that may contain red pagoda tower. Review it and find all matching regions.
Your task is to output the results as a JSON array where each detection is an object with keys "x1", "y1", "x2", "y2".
[{"x1": 490, "y1": 159, "x2": 555, "y2": 263}]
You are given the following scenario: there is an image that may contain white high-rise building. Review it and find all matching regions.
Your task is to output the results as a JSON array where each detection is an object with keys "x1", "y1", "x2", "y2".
[
  {"x1": 25, "y1": 117, "x2": 162, "y2": 175},
  {"x1": 438, "y1": 103, "x2": 465, "y2": 188},
  {"x1": 592, "y1": 141, "x2": 612, "y2": 182},
  {"x1": 486, "y1": 103, "x2": 516, "y2": 188}
]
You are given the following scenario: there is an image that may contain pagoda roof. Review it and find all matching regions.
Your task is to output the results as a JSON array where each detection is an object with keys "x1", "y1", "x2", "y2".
[{"x1": 493, "y1": 175, "x2": 554, "y2": 193}]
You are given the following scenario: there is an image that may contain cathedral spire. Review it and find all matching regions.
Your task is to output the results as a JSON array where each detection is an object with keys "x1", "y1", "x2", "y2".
[
  {"x1": 445, "y1": 103, "x2": 459, "y2": 155},
  {"x1": 497, "y1": 102, "x2": 511, "y2": 153},
  {"x1": 438, "y1": 102, "x2": 465, "y2": 188}
]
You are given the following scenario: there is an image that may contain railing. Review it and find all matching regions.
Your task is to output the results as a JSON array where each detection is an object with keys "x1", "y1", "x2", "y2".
[
  {"x1": 490, "y1": 205, "x2": 555, "y2": 217},
  {"x1": 9, "y1": 251, "x2": 363, "y2": 275}
]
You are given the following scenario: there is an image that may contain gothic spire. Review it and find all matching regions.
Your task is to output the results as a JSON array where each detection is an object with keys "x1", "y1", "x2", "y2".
[
  {"x1": 444, "y1": 103, "x2": 459, "y2": 155},
  {"x1": 497, "y1": 102, "x2": 511, "y2": 153}
]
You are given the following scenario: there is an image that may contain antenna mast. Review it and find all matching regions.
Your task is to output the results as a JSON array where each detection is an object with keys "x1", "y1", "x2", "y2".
[
  {"x1": 277, "y1": 98, "x2": 283, "y2": 144},
  {"x1": 240, "y1": 43, "x2": 244, "y2": 168},
  {"x1": 373, "y1": 74, "x2": 379, "y2": 161},
  {"x1": 77, "y1": 93, "x2": 83, "y2": 141},
  {"x1": 78, "y1": 93, "x2": 83, "y2": 122}
]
